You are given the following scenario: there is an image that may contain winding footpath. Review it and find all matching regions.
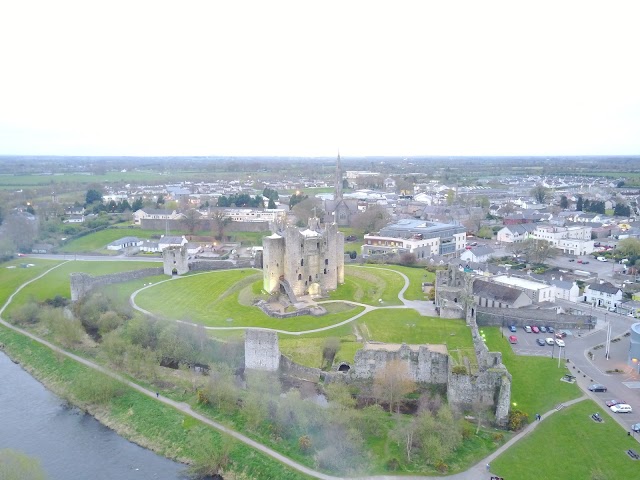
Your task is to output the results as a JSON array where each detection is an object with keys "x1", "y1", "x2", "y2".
[{"x1": 0, "y1": 262, "x2": 586, "y2": 479}]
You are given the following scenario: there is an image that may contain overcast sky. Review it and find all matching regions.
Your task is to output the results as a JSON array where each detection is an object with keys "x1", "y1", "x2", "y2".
[{"x1": 1, "y1": 0, "x2": 639, "y2": 157}]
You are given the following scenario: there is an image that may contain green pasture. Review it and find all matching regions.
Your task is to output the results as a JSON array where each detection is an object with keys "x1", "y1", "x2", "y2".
[
  {"x1": 0, "y1": 258, "x2": 62, "y2": 306},
  {"x1": 492, "y1": 399, "x2": 639, "y2": 480},
  {"x1": 4, "y1": 261, "x2": 159, "y2": 314},
  {"x1": 358, "y1": 310, "x2": 473, "y2": 350},
  {"x1": 134, "y1": 271, "x2": 365, "y2": 331},
  {"x1": 483, "y1": 327, "x2": 581, "y2": 417}
]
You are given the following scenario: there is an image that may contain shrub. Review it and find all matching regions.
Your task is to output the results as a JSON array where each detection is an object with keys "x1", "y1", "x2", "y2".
[
  {"x1": 492, "y1": 432, "x2": 504, "y2": 443},
  {"x1": 508, "y1": 409, "x2": 529, "y2": 431},
  {"x1": 386, "y1": 458, "x2": 400, "y2": 471},
  {"x1": 452, "y1": 365, "x2": 468, "y2": 375},
  {"x1": 435, "y1": 460, "x2": 449, "y2": 473},
  {"x1": 298, "y1": 435, "x2": 312, "y2": 453}
]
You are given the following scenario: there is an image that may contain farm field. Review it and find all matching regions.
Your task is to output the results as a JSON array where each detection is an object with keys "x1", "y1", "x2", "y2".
[{"x1": 0, "y1": 258, "x2": 62, "y2": 306}]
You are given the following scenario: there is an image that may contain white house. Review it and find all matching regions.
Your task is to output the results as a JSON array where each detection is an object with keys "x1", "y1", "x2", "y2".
[
  {"x1": 158, "y1": 235, "x2": 188, "y2": 251},
  {"x1": 133, "y1": 209, "x2": 185, "y2": 225},
  {"x1": 66, "y1": 214, "x2": 85, "y2": 224},
  {"x1": 460, "y1": 246, "x2": 495, "y2": 263},
  {"x1": 549, "y1": 278, "x2": 580, "y2": 303},
  {"x1": 106, "y1": 236, "x2": 143, "y2": 251},
  {"x1": 584, "y1": 281, "x2": 623, "y2": 309},
  {"x1": 492, "y1": 275, "x2": 555, "y2": 304},
  {"x1": 496, "y1": 224, "x2": 537, "y2": 243}
]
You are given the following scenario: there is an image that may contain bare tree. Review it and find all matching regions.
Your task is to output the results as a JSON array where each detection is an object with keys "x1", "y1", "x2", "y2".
[
  {"x1": 210, "y1": 209, "x2": 231, "y2": 240},
  {"x1": 291, "y1": 197, "x2": 324, "y2": 226},
  {"x1": 373, "y1": 359, "x2": 416, "y2": 413},
  {"x1": 351, "y1": 205, "x2": 390, "y2": 234},
  {"x1": 181, "y1": 208, "x2": 201, "y2": 234}
]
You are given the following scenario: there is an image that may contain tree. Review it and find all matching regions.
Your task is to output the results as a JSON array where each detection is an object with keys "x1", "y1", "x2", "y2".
[
  {"x1": 476, "y1": 226, "x2": 493, "y2": 239},
  {"x1": 322, "y1": 337, "x2": 340, "y2": 367},
  {"x1": 291, "y1": 197, "x2": 324, "y2": 226},
  {"x1": 267, "y1": 197, "x2": 277, "y2": 209},
  {"x1": 415, "y1": 405, "x2": 462, "y2": 465},
  {"x1": 446, "y1": 189, "x2": 455, "y2": 206},
  {"x1": 0, "y1": 449, "x2": 46, "y2": 480},
  {"x1": 0, "y1": 236, "x2": 16, "y2": 261},
  {"x1": 289, "y1": 191, "x2": 308, "y2": 209},
  {"x1": 614, "y1": 203, "x2": 631, "y2": 217},
  {"x1": 186, "y1": 432, "x2": 234, "y2": 479},
  {"x1": 156, "y1": 194, "x2": 165, "y2": 208},
  {"x1": 617, "y1": 238, "x2": 640, "y2": 257},
  {"x1": 576, "y1": 195, "x2": 583, "y2": 211},
  {"x1": 530, "y1": 184, "x2": 549, "y2": 204},
  {"x1": 182, "y1": 209, "x2": 202, "y2": 234},
  {"x1": 211, "y1": 209, "x2": 231, "y2": 240},
  {"x1": 560, "y1": 195, "x2": 569, "y2": 209},
  {"x1": 85, "y1": 188, "x2": 103, "y2": 205},
  {"x1": 351, "y1": 205, "x2": 390, "y2": 234},
  {"x1": 131, "y1": 197, "x2": 144, "y2": 211},
  {"x1": 373, "y1": 359, "x2": 416, "y2": 413}
]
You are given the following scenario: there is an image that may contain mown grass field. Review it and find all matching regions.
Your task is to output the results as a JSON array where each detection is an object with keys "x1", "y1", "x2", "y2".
[
  {"x1": 135, "y1": 270, "x2": 365, "y2": 331},
  {"x1": 358, "y1": 309, "x2": 474, "y2": 350},
  {"x1": 279, "y1": 323, "x2": 360, "y2": 368},
  {"x1": 330, "y1": 265, "x2": 404, "y2": 305},
  {"x1": 492, "y1": 399, "x2": 639, "y2": 480},
  {"x1": 0, "y1": 258, "x2": 62, "y2": 306},
  {"x1": 4, "y1": 260, "x2": 159, "y2": 314},
  {"x1": 374, "y1": 264, "x2": 435, "y2": 300},
  {"x1": 0, "y1": 326, "x2": 309, "y2": 479},
  {"x1": 483, "y1": 327, "x2": 581, "y2": 417},
  {"x1": 58, "y1": 228, "x2": 170, "y2": 253}
]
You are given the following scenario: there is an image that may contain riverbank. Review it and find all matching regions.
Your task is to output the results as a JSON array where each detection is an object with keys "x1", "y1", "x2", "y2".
[{"x1": 0, "y1": 327, "x2": 309, "y2": 480}]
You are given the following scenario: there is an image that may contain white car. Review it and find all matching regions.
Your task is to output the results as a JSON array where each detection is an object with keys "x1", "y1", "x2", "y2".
[
  {"x1": 610, "y1": 404, "x2": 633, "y2": 413},
  {"x1": 545, "y1": 337, "x2": 554, "y2": 345},
  {"x1": 555, "y1": 339, "x2": 565, "y2": 347}
]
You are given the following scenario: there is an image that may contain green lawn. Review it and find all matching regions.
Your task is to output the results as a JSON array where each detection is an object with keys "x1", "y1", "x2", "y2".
[
  {"x1": 483, "y1": 327, "x2": 581, "y2": 417},
  {"x1": 135, "y1": 270, "x2": 365, "y2": 331},
  {"x1": 329, "y1": 266, "x2": 404, "y2": 305},
  {"x1": 492, "y1": 399, "x2": 640, "y2": 480},
  {"x1": 358, "y1": 310, "x2": 474, "y2": 350},
  {"x1": 373, "y1": 264, "x2": 435, "y2": 300},
  {"x1": 4, "y1": 261, "x2": 159, "y2": 314},
  {"x1": 0, "y1": 258, "x2": 62, "y2": 306}
]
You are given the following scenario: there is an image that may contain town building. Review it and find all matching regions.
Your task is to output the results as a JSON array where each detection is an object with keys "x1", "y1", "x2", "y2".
[
  {"x1": 362, "y1": 219, "x2": 466, "y2": 258},
  {"x1": 133, "y1": 208, "x2": 184, "y2": 225},
  {"x1": 584, "y1": 281, "x2": 623, "y2": 309}
]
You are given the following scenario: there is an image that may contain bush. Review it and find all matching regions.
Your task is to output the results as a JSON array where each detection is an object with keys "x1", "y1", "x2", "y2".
[
  {"x1": 452, "y1": 365, "x2": 468, "y2": 375},
  {"x1": 508, "y1": 409, "x2": 529, "y2": 431},
  {"x1": 10, "y1": 302, "x2": 41, "y2": 325}
]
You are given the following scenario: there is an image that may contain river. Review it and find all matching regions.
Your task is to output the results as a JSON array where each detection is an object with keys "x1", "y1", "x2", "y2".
[{"x1": 0, "y1": 351, "x2": 187, "y2": 479}]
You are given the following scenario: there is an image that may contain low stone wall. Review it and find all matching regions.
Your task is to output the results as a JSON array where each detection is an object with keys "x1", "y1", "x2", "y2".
[
  {"x1": 254, "y1": 300, "x2": 327, "y2": 319},
  {"x1": 476, "y1": 307, "x2": 596, "y2": 329},
  {"x1": 279, "y1": 355, "x2": 323, "y2": 382},
  {"x1": 70, "y1": 268, "x2": 163, "y2": 302},
  {"x1": 189, "y1": 260, "x2": 236, "y2": 272}
]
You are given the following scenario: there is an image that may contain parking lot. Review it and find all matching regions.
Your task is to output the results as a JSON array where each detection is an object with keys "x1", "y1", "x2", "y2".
[{"x1": 500, "y1": 325, "x2": 574, "y2": 358}]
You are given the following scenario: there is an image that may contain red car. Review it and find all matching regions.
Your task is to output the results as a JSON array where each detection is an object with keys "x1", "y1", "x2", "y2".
[
  {"x1": 531, "y1": 326, "x2": 540, "y2": 333},
  {"x1": 555, "y1": 332, "x2": 567, "y2": 339},
  {"x1": 508, "y1": 335, "x2": 518, "y2": 344},
  {"x1": 605, "y1": 399, "x2": 625, "y2": 407}
]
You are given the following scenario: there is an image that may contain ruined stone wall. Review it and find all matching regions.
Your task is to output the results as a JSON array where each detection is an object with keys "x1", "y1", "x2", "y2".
[
  {"x1": 279, "y1": 355, "x2": 322, "y2": 382},
  {"x1": 188, "y1": 260, "x2": 237, "y2": 272},
  {"x1": 70, "y1": 268, "x2": 163, "y2": 302},
  {"x1": 163, "y1": 245, "x2": 189, "y2": 275},
  {"x1": 476, "y1": 307, "x2": 596, "y2": 329},
  {"x1": 244, "y1": 329, "x2": 280, "y2": 371},
  {"x1": 352, "y1": 344, "x2": 449, "y2": 384}
]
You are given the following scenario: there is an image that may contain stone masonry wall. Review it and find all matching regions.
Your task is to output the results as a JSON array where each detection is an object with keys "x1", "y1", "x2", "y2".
[
  {"x1": 352, "y1": 344, "x2": 449, "y2": 384},
  {"x1": 476, "y1": 307, "x2": 596, "y2": 330},
  {"x1": 70, "y1": 268, "x2": 163, "y2": 302},
  {"x1": 140, "y1": 218, "x2": 268, "y2": 232},
  {"x1": 244, "y1": 329, "x2": 280, "y2": 371}
]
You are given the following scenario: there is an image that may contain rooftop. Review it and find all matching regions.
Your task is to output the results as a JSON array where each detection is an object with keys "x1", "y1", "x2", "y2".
[{"x1": 493, "y1": 275, "x2": 550, "y2": 291}]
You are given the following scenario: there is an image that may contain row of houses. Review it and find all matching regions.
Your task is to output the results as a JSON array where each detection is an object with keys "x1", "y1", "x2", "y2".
[{"x1": 497, "y1": 224, "x2": 595, "y2": 255}]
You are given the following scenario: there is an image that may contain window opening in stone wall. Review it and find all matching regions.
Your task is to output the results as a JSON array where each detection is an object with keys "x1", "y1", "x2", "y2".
[
  {"x1": 301, "y1": 259, "x2": 304, "y2": 266},
  {"x1": 298, "y1": 274, "x2": 302, "y2": 280},
  {"x1": 324, "y1": 268, "x2": 327, "y2": 274},
  {"x1": 309, "y1": 275, "x2": 312, "y2": 282},
  {"x1": 325, "y1": 258, "x2": 328, "y2": 265},
  {"x1": 317, "y1": 242, "x2": 320, "y2": 248}
]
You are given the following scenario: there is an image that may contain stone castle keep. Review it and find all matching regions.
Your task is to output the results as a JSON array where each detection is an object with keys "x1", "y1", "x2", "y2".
[{"x1": 262, "y1": 217, "x2": 344, "y2": 297}]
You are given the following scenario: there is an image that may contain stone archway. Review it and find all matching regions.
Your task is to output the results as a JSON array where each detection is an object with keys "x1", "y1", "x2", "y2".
[{"x1": 337, "y1": 362, "x2": 351, "y2": 372}]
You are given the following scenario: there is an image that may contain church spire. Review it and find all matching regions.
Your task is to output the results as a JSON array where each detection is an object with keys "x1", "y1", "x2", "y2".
[{"x1": 335, "y1": 152, "x2": 343, "y2": 201}]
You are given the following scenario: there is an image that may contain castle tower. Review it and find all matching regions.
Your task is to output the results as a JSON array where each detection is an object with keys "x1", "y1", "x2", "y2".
[
  {"x1": 163, "y1": 245, "x2": 189, "y2": 275},
  {"x1": 335, "y1": 152, "x2": 343, "y2": 201}
]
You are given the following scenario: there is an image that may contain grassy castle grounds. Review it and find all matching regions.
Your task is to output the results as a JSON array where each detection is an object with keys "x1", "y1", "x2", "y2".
[{"x1": 1, "y1": 246, "x2": 638, "y2": 479}]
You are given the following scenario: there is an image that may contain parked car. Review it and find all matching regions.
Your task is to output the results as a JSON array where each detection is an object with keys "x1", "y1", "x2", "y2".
[
  {"x1": 568, "y1": 258, "x2": 575, "y2": 262},
  {"x1": 531, "y1": 326, "x2": 540, "y2": 333},
  {"x1": 555, "y1": 331, "x2": 567, "y2": 339},
  {"x1": 524, "y1": 325, "x2": 532, "y2": 333},
  {"x1": 509, "y1": 325, "x2": 517, "y2": 332},
  {"x1": 546, "y1": 326, "x2": 555, "y2": 333},
  {"x1": 555, "y1": 339, "x2": 565, "y2": 347},
  {"x1": 610, "y1": 404, "x2": 633, "y2": 413},
  {"x1": 583, "y1": 260, "x2": 590, "y2": 264},
  {"x1": 509, "y1": 335, "x2": 518, "y2": 344},
  {"x1": 545, "y1": 337, "x2": 554, "y2": 345},
  {"x1": 605, "y1": 399, "x2": 625, "y2": 407},
  {"x1": 632, "y1": 423, "x2": 640, "y2": 433},
  {"x1": 577, "y1": 259, "x2": 583, "y2": 263},
  {"x1": 540, "y1": 326, "x2": 547, "y2": 333},
  {"x1": 536, "y1": 338, "x2": 546, "y2": 346},
  {"x1": 588, "y1": 384, "x2": 607, "y2": 392}
]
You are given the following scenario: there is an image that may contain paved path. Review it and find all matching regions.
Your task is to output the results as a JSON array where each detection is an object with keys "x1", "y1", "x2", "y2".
[{"x1": 0, "y1": 262, "x2": 594, "y2": 479}]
